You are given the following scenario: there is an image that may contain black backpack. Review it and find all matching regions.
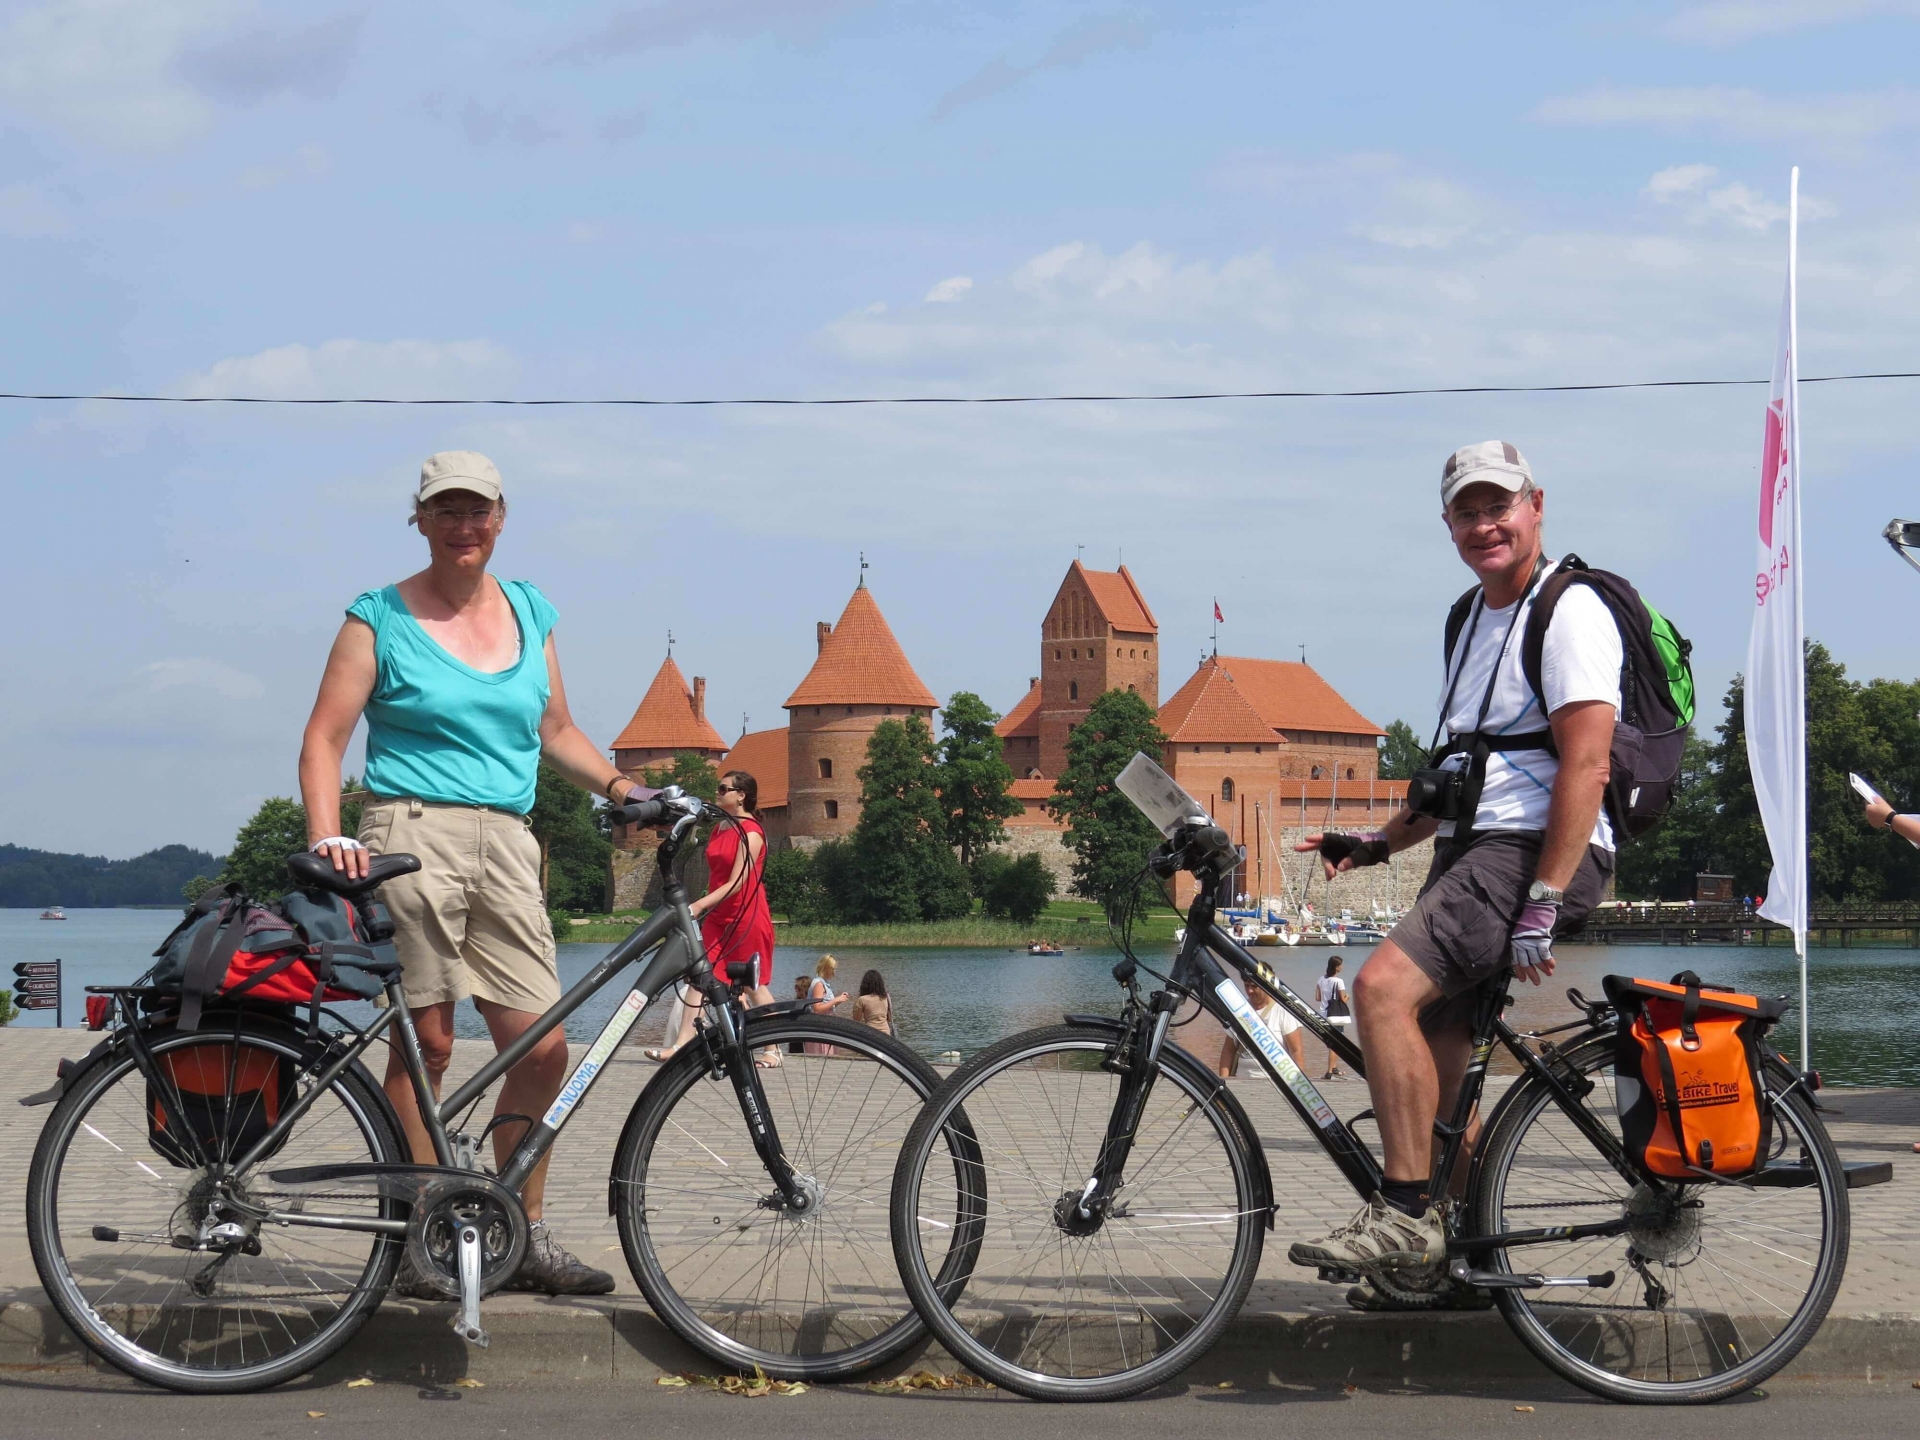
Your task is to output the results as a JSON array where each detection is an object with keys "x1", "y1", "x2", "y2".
[{"x1": 1442, "y1": 555, "x2": 1695, "y2": 841}]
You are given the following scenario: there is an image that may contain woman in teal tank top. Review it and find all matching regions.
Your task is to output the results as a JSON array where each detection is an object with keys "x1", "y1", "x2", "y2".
[{"x1": 298, "y1": 450, "x2": 647, "y2": 1297}]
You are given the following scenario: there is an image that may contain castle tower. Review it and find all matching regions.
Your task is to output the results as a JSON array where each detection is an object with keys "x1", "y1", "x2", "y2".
[
  {"x1": 610, "y1": 655, "x2": 730, "y2": 777},
  {"x1": 783, "y1": 584, "x2": 939, "y2": 841},
  {"x1": 1036, "y1": 562, "x2": 1158, "y2": 777}
]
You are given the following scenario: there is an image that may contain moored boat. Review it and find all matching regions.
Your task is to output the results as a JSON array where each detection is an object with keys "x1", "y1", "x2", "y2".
[{"x1": 39, "y1": 905, "x2": 66, "y2": 921}]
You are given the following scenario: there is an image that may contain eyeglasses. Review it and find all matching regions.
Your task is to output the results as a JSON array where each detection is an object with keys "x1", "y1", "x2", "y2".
[
  {"x1": 424, "y1": 505, "x2": 497, "y2": 528},
  {"x1": 716, "y1": 782, "x2": 739, "y2": 795},
  {"x1": 1445, "y1": 492, "x2": 1532, "y2": 530}
]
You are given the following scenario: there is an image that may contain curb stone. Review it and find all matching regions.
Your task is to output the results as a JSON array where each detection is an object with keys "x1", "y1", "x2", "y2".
[{"x1": 4, "y1": 1292, "x2": 1916, "y2": 1388}]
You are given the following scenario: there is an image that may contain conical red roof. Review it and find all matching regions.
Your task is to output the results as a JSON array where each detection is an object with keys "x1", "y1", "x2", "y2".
[
  {"x1": 784, "y1": 585, "x2": 938, "y2": 710},
  {"x1": 1158, "y1": 658, "x2": 1278, "y2": 745},
  {"x1": 611, "y1": 655, "x2": 729, "y2": 753}
]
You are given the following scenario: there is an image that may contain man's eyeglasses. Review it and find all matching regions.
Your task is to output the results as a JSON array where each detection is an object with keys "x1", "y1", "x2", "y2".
[
  {"x1": 1445, "y1": 492, "x2": 1532, "y2": 530},
  {"x1": 425, "y1": 505, "x2": 498, "y2": 528}
]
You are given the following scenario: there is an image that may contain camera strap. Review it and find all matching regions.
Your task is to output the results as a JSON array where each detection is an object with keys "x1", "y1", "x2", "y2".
[{"x1": 1440, "y1": 557, "x2": 1551, "y2": 846}]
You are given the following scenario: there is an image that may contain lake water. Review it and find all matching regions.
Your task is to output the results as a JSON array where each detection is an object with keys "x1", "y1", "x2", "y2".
[{"x1": 5, "y1": 908, "x2": 1916, "y2": 1087}]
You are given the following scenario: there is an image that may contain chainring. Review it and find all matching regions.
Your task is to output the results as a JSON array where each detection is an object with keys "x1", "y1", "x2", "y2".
[{"x1": 404, "y1": 1174, "x2": 530, "y2": 1299}]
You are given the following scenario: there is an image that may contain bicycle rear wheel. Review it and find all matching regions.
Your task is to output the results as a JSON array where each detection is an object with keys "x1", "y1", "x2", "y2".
[
  {"x1": 1473, "y1": 1037, "x2": 1847, "y2": 1403},
  {"x1": 890, "y1": 1024, "x2": 1265, "y2": 1401},
  {"x1": 26, "y1": 1015, "x2": 404, "y2": 1392},
  {"x1": 611, "y1": 1013, "x2": 964, "y2": 1381}
]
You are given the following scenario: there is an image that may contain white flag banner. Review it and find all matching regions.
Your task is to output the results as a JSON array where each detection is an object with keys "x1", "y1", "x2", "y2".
[{"x1": 1745, "y1": 167, "x2": 1809, "y2": 1061}]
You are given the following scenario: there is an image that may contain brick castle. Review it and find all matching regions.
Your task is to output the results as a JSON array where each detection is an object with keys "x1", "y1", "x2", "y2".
[{"x1": 607, "y1": 563, "x2": 1430, "y2": 911}]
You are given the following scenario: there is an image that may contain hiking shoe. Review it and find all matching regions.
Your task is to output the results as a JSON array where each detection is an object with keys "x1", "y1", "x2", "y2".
[
  {"x1": 1345, "y1": 1274, "x2": 1494, "y2": 1312},
  {"x1": 503, "y1": 1222, "x2": 616, "y2": 1296},
  {"x1": 390, "y1": 1253, "x2": 449, "y2": 1302},
  {"x1": 1288, "y1": 1195, "x2": 1445, "y2": 1273}
]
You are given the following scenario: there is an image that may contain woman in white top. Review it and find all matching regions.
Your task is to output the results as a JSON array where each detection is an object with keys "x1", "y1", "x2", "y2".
[
  {"x1": 802, "y1": 955, "x2": 853, "y2": 1055},
  {"x1": 1315, "y1": 954, "x2": 1352, "y2": 1080}
]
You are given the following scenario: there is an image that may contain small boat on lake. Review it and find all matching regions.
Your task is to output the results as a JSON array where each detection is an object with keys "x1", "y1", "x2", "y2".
[
  {"x1": 40, "y1": 905, "x2": 66, "y2": 921},
  {"x1": 1027, "y1": 942, "x2": 1064, "y2": 956}
]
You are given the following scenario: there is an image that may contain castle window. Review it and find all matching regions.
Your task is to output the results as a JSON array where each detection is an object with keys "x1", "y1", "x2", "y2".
[
  {"x1": 1070, "y1": 648, "x2": 1078, "y2": 660},
  {"x1": 1254, "y1": 744, "x2": 1262, "y2": 754},
  {"x1": 1221, "y1": 778, "x2": 1235, "y2": 803},
  {"x1": 818, "y1": 758, "x2": 833, "y2": 780},
  {"x1": 1054, "y1": 648, "x2": 1062, "y2": 660},
  {"x1": 825, "y1": 800, "x2": 840, "y2": 820},
  {"x1": 1193, "y1": 746, "x2": 1201, "y2": 754},
  {"x1": 1346, "y1": 767, "x2": 1355, "y2": 780},
  {"x1": 1116, "y1": 647, "x2": 1122, "y2": 658},
  {"x1": 1127, "y1": 683, "x2": 1135, "y2": 692},
  {"x1": 1069, "y1": 681, "x2": 1078, "y2": 700},
  {"x1": 885, "y1": 707, "x2": 893, "y2": 716},
  {"x1": 1311, "y1": 766, "x2": 1324, "y2": 780},
  {"x1": 845, "y1": 706, "x2": 853, "y2": 715},
  {"x1": 1144, "y1": 647, "x2": 1151, "y2": 658},
  {"x1": 1129, "y1": 649, "x2": 1136, "y2": 659},
  {"x1": 1224, "y1": 746, "x2": 1232, "y2": 755}
]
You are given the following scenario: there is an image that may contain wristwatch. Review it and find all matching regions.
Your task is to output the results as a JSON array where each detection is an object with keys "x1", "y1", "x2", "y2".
[{"x1": 1527, "y1": 880, "x2": 1566, "y2": 905}]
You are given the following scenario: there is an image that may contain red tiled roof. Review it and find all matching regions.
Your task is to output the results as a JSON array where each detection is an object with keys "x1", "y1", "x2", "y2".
[
  {"x1": 1078, "y1": 562, "x2": 1157, "y2": 634},
  {"x1": 995, "y1": 679, "x2": 1042, "y2": 739},
  {"x1": 1157, "y1": 660, "x2": 1280, "y2": 744},
  {"x1": 1009, "y1": 777, "x2": 1057, "y2": 800},
  {"x1": 1212, "y1": 656, "x2": 1383, "y2": 737},
  {"x1": 611, "y1": 655, "x2": 730, "y2": 753},
  {"x1": 784, "y1": 585, "x2": 939, "y2": 710},
  {"x1": 722, "y1": 727, "x2": 790, "y2": 811}
]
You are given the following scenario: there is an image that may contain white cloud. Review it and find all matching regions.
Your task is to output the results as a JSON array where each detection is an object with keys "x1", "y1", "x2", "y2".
[
  {"x1": 134, "y1": 658, "x2": 265, "y2": 702},
  {"x1": 0, "y1": 182, "x2": 71, "y2": 237},
  {"x1": 0, "y1": 0, "x2": 241, "y2": 149},
  {"x1": 1646, "y1": 163, "x2": 1719, "y2": 200},
  {"x1": 236, "y1": 143, "x2": 331, "y2": 192},
  {"x1": 1646, "y1": 164, "x2": 1792, "y2": 230},
  {"x1": 924, "y1": 276, "x2": 973, "y2": 303},
  {"x1": 1664, "y1": 1, "x2": 1920, "y2": 45},
  {"x1": 1536, "y1": 85, "x2": 1920, "y2": 143},
  {"x1": 176, "y1": 338, "x2": 516, "y2": 400},
  {"x1": 933, "y1": 13, "x2": 1150, "y2": 121}
]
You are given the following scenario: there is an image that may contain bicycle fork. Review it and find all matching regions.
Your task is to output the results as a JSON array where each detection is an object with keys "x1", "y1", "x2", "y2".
[
  {"x1": 701, "y1": 1000, "x2": 807, "y2": 1213},
  {"x1": 1069, "y1": 1001, "x2": 1176, "y2": 1231}
]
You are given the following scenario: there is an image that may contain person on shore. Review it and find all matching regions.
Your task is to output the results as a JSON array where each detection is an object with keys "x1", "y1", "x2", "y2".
[
  {"x1": 803, "y1": 955, "x2": 852, "y2": 1055},
  {"x1": 851, "y1": 969, "x2": 894, "y2": 1034},
  {"x1": 300, "y1": 449, "x2": 638, "y2": 1297},
  {"x1": 1316, "y1": 954, "x2": 1352, "y2": 1080},
  {"x1": 1293, "y1": 440, "x2": 1619, "y2": 1306},
  {"x1": 646, "y1": 769, "x2": 778, "y2": 1066},
  {"x1": 1215, "y1": 960, "x2": 1304, "y2": 1078},
  {"x1": 1853, "y1": 792, "x2": 1920, "y2": 1154}
]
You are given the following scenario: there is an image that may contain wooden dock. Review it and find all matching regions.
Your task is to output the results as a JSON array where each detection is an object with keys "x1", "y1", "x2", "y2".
[{"x1": 1578, "y1": 901, "x2": 1920, "y2": 947}]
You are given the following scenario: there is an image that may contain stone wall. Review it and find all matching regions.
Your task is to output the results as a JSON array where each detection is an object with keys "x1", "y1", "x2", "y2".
[
  {"x1": 986, "y1": 825, "x2": 1077, "y2": 888},
  {"x1": 1263, "y1": 826, "x2": 1434, "y2": 917},
  {"x1": 608, "y1": 838, "x2": 709, "y2": 912}
]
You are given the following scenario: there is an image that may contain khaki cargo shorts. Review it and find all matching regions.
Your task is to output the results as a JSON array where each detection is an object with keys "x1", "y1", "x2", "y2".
[{"x1": 357, "y1": 796, "x2": 560, "y2": 1012}]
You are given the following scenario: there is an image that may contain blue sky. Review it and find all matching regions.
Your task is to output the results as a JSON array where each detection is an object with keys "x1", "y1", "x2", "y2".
[{"x1": 5, "y1": 1, "x2": 1920, "y2": 856}]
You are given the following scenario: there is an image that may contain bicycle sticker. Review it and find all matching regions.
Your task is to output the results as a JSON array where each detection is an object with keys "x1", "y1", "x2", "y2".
[
  {"x1": 542, "y1": 988, "x2": 649, "y2": 1129},
  {"x1": 1215, "y1": 979, "x2": 1339, "y2": 1131}
]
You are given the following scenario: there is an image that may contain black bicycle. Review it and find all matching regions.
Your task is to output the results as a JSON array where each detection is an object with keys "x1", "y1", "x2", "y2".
[
  {"x1": 888, "y1": 753, "x2": 1888, "y2": 1403},
  {"x1": 25, "y1": 787, "x2": 972, "y2": 1392}
]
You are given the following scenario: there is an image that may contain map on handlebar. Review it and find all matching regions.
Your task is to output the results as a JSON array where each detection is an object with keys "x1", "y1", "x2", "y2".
[{"x1": 1115, "y1": 752, "x2": 1209, "y2": 837}]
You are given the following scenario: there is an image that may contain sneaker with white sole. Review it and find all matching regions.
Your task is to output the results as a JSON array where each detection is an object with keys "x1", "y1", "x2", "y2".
[
  {"x1": 1288, "y1": 1194, "x2": 1445, "y2": 1273},
  {"x1": 502, "y1": 1221, "x2": 616, "y2": 1296}
]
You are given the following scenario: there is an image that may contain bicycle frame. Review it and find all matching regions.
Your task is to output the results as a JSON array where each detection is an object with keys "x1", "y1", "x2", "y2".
[
  {"x1": 1085, "y1": 870, "x2": 1660, "y2": 1259},
  {"x1": 126, "y1": 808, "x2": 806, "y2": 1240}
]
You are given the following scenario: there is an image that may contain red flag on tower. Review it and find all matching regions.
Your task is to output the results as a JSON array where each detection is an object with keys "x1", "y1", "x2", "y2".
[{"x1": 1213, "y1": 601, "x2": 1224, "y2": 623}]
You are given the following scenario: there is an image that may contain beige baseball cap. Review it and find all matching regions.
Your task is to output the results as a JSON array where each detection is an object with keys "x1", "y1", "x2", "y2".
[
  {"x1": 416, "y1": 450, "x2": 503, "y2": 506},
  {"x1": 1440, "y1": 440, "x2": 1533, "y2": 508}
]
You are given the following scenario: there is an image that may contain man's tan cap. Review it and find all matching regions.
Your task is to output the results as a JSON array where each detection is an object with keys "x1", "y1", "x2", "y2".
[
  {"x1": 416, "y1": 450, "x2": 503, "y2": 506},
  {"x1": 1440, "y1": 440, "x2": 1533, "y2": 508}
]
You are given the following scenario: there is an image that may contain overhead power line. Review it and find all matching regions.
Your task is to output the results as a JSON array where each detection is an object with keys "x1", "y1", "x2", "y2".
[{"x1": 0, "y1": 371, "x2": 1915, "y2": 407}]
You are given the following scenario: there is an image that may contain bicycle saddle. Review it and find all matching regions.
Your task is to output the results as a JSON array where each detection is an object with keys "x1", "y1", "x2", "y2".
[{"x1": 286, "y1": 851, "x2": 422, "y2": 897}]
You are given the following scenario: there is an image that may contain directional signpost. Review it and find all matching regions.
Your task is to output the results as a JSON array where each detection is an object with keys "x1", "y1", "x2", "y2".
[{"x1": 12, "y1": 960, "x2": 61, "y2": 1028}]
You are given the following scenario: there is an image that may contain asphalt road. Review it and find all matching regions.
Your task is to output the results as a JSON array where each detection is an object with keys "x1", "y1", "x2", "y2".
[{"x1": 3, "y1": 1371, "x2": 1917, "y2": 1439}]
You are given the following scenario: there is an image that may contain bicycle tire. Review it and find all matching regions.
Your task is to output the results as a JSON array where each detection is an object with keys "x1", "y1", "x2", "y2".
[
  {"x1": 890, "y1": 1024, "x2": 1265, "y2": 1402},
  {"x1": 1472, "y1": 1037, "x2": 1848, "y2": 1403},
  {"x1": 611, "y1": 1012, "x2": 968, "y2": 1381},
  {"x1": 26, "y1": 1014, "x2": 405, "y2": 1392}
]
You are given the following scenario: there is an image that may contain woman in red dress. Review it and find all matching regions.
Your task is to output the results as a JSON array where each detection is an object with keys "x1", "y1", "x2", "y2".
[{"x1": 648, "y1": 769, "x2": 778, "y2": 1064}]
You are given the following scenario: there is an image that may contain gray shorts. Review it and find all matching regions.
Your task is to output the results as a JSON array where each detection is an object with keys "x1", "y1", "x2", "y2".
[{"x1": 1386, "y1": 830, "x2": 1613, "y2": 1037}]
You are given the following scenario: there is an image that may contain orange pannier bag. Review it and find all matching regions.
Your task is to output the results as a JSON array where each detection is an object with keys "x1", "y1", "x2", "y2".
[{"x1": 1601, "y1": 972, "x2": 1789, "y2": 1180}]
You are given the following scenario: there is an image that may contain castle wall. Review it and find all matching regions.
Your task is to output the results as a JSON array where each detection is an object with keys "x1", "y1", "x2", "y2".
[{"x1": 786, "y1": 702, "x2": 935, "y2": 841}]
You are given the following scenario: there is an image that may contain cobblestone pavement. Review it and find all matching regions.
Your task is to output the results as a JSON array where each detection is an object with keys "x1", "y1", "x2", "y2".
[{"x1": 2, "y1": 1025, "x2": 1914, "y2": 1321}]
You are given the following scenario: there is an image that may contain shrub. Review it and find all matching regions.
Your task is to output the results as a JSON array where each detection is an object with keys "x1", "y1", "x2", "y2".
[{"x1": 982, "y1": 852, "x2": 1055, "y2": 925}]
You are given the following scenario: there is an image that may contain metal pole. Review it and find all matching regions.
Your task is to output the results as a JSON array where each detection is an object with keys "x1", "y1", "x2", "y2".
[{"x1": 55, "y1": 957, "x2": 62, "y2": 1030}]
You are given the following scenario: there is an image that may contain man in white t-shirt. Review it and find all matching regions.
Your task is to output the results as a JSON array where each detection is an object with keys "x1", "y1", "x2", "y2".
[{"x1": 1287, "y1": 440, "x2": 1621, "y2": 1299}]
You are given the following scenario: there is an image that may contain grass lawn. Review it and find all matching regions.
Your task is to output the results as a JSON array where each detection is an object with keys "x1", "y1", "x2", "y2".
[{"x1": 561, "y1": 894, "x2": 1185, "y2": 949}]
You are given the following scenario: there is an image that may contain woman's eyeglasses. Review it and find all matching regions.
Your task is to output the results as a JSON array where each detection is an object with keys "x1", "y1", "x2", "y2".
[{"x1": 716, "y1": 783, "x2": 739, "y2": 795}]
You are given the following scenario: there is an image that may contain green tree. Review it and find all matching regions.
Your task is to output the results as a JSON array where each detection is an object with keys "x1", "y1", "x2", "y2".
[
  {"x1": 762, "y1": 846, "x2": 823, "y2": 920},
  {"x1": 0, "y1": 987, "x2": 19, "y2": 1026},
  {"x1": 1612, "y1": 733, "x2": 1722, "y2": 900},
  {"x1": 218, "y1": 797, "x2": 312, "y2": 898},
  {"x1": 936, "y1": 691, "x2": 1021, "y2": 880},
  {"x1": 1046, "y1": 689, "x2": 1168, "y2": 917},
  {"x1": 530, "y1": 762, "x2": 613, "y2": 912},
  {"x1": 838, "y1": 717, "x2": 972, "y2": 922},
  {"x1": 981, "y1": 851, "x2": 1056, "y2": 924},
  {"x1": 641, "y1": 752, "x2": 721, "y2": 801},
  {"x1": 1377, "y1": 719, "x2": 1427, "y2": 781}
]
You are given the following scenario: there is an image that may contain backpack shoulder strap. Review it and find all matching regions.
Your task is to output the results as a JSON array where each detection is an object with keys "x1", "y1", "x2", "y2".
[
  {"x1": 1519, "y1": 555, "x2": 1606, "y2": 714},
  {"x1": 178, "y1": 897, "x2": 250, "y2": 1032},
  {"x1": 1442, "y1": 586, "x2": 1479, "y2": 668}
]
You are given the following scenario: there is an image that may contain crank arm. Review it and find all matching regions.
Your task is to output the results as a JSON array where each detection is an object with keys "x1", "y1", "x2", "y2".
[{"x1": 452, "y1": 1222, "x2": 489, "y2": 1347}]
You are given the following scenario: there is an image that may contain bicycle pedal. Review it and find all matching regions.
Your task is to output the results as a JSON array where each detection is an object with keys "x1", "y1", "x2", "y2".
[{"x1": 1317, "y1": 1265, "x2": 1363, "y2": 1285}]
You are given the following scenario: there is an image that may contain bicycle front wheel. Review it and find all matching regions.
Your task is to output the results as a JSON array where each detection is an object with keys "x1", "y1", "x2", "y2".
[
  {"x1": 1473, "y1": 1037, "x2": 1848, "y2": 1403},
  {"x1": 890, "y1": 1024, "x2": 1266, "y2": 1401},
  {"x1": 26, "y1": 1016, "x2": 404, "y2": 1392},
  {"x1": 611, "y1": 1013, "x2": 960, "y2": 1381}
]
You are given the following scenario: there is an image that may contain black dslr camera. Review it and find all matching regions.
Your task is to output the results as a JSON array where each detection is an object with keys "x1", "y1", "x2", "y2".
[{"x1": 1404, "y1": 753, "x2": 1470, "y2": 822}]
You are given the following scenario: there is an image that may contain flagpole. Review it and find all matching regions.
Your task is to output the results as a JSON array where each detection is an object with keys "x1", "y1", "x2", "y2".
[{"x1": 1788, "y1": 165, "x2": 1809, "y2": 1071}]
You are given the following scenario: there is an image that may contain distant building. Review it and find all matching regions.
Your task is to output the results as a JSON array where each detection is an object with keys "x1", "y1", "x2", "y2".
[{"x1": 610, "y1": 655, "x2": 730, "y2": 776}]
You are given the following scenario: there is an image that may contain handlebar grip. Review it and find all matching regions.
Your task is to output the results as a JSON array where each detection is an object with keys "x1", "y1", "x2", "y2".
[{"x1": 610, "y1": 795, "x2": 667, "y2": 828}]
